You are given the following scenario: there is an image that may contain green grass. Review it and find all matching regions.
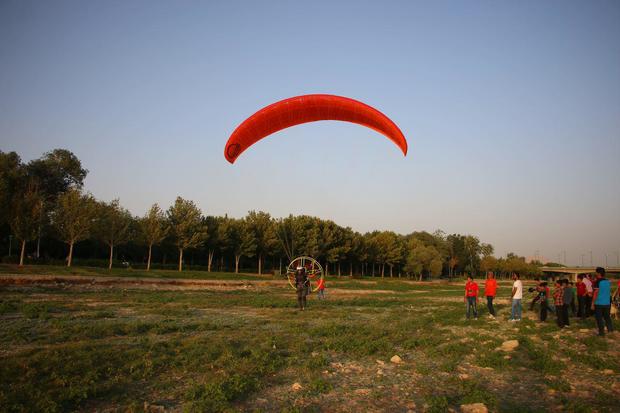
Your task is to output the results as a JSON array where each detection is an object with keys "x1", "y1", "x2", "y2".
[{"x1": 0, "y1": 269, "x2": 618, "y2": 412}]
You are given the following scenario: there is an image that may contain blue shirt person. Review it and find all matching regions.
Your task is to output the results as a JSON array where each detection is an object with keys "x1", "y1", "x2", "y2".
[{"x1": 591, "y1": 267, "x2": 614, "y2": 336}]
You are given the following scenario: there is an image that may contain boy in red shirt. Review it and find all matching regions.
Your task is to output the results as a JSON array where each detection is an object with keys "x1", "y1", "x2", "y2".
[
  {"x1": 317, "y1": 277, "x2": 326, "y2": 300},
  {"x1": 484, "y1": 272, "x2": 497, "y2": 319},
  {"x1": 576, "y1": 275, "x2": 587, "y2": 319},
  {"x1": 465, "y1": 275, "x2": 479, "y2": 320}
]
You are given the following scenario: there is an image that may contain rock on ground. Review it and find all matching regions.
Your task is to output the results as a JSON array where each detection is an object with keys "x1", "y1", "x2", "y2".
[
  {"x1": 390, "y1": 355, "x2": 403, "y2": 363},
  {"x1": 291, "y1": 382, "x2": 302, "y2": 391},
  {"x1": 499, "y1": 340, "x2": 519, "y2": 352},
  {"x1": 460, "y1": 402, "x2": 488, "y2": 413}
]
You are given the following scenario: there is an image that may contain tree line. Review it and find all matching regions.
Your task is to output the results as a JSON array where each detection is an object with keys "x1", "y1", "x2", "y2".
[{"x1": 0, "y1": 149, "x2": 547, "y2": 278}]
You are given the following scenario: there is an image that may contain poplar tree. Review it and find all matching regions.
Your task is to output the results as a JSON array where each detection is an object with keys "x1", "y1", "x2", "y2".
[
  {"x1": 10, "y1": 182, "x2": 44, "y2": 266},
  {"x1": 245, "y1": 210, "x2": 277, "y2": 275},
  {"x1": 139, "y1": 204, "x2": 168, "y2": 271},
  {"x1": 167, "y1": 197, "x2": 207, "y2": 272},
  {"x1": 96, "y1": 199, "x2": 133, "y2": 270},
  {"x1": 50, "y1": 189, "x2": 97, "y2": 267}
]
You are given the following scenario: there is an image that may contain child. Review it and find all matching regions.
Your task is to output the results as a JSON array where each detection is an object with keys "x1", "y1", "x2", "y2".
[
  {"x1": 554, "y1": 280, "x2": 566, "y2": 328},
  {"x1": 568, "y1": 281, "x2": 577, "y2": 316},
  {"x1": 562, "y1": 279, "x2": 572, "y2": 326},
  {"x1": 464, "y1": 275, "x2": 479, "y2": 320},
  {"x1": 538, "y1": 282, "x2": 551, "y2": 322},
  {"x1": 317, "y1": 277, "x2": 326, "y2": 300}
]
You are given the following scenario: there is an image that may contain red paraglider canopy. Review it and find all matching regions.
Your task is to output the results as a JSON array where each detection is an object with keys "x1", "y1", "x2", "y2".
[{"x1": 224, "y1": 94, "x2": 407, "y2": 163}]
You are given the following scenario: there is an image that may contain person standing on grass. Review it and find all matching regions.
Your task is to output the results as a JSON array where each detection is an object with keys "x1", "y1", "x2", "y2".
[
  {"x1": 576, "y1": 275, "x2": 587, "y2": 319},
  {"x1": 295, "y1": 266, "x2": 309, "y2": 311},
  {"x1": 538, "y1": 282, "x2": 551, "y2": 322},
  {"x1": 561, "y1": 279, "x2": 572, "y2": 327},
  {"x1": 583, "y1": 274, "x2": 594, "y2": 317},
  {"x1": 568, "y1": 281, "x2": 577, "y2": 316},
  {"x1": 528, "y1": 277, "x2": 542, "y2": 311},
  {"x1": 464, "y1": 275, "x2": 479, "y2": 320},
  {"x1": 484, "y1": 272, "x2": 497, "y2": 319},
  {"x1": 316, "y1": 276, "x2": 326, "y2": 300},
  {"x1": 591, "y1": 267, "x2": 614, "y2": 336},
  {"x1": 554, "y1": 280, "x2": 566, "y2": 328},
  {"x1": 509, "y1": 272, "x2": 523, "y2": 321}
]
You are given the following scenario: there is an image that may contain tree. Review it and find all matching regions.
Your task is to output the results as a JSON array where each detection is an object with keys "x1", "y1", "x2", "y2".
[
  {"x1": 50, "y1": 189, "x2": 97, "y2": 267},
  {"x1": 26, "y1": 149, "x2": 87, "y2": 196},
  {"x1": 0, "y1": 151, "x2": 23, "y2": 228},
  {"x1": 26, "y1": 149, "x2": 88, "y2": 257},
  {"x1": 373, "y1": 231, "x2": 402, "y2": 277},
  {"x1": 221, "y1": 217, "x2": 256, "y2": 273},
  {"x1": 95, "y1": 199, "x2": 133, "y2": 270},
  {"x1": 404, "y1": 239, "x2": 442, "y2": 281},
  {"x1": 204, "y1": 215, "x2": 225, "y2": 272},
  {"x1": 167, "y1": 197, "x2": 207, "y2": 272},
  {"x1": 350, "y1": 232, "x2": 368, "y2": 276},
  {"x1": 480, "y1": 255, "x2": 498, "y2": 275},
  {"x1": 9, "y1": 182, "x2": 44, "y2": 266},
  {"x1": 139, "y1": 204, "x2": 168, "y2": 271},
  {"x1": 245, "y1": 211, "x2": 277, "y2": 275}
]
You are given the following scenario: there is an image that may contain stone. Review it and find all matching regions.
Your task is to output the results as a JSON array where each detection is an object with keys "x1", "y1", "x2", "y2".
[
  {"x1": 390, "y1": 355, "x2": 403, "y2": 364},
  {"x1": 460, "y1": 402, "x2": 488, "y2": 413},
  {"x1": 503, "y1": 355, "x2": 511, "y2": 360},
  {"x1": 354, "y1": 388, "x2": 371, "y2": 396},
  {"x1": 291, "y1": 382, "x2": 302, "y2": 391},
  {"x1": 602, "y1": 369, "x2": 614, "y2": 375},
  {"x1": 579, "y1": 329, "x2": 589, "y2": 333},
  {"x1": 377, "y1": 369, "x2": 384, "y2": 376},
  {"x1": 458, "y1": 373, "x2": 470, "y2": 380},
  {"x1": 499, "y1": 340, "x2": 519, "y2": 352},
  {"x1": 376, "y1": 359, "x2": 385, "y2": 366}
]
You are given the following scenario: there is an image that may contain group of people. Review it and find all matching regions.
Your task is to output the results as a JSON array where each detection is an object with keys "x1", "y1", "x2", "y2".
[{"x1": 464, "y1": 267, "x2": 618, "y2": 336}]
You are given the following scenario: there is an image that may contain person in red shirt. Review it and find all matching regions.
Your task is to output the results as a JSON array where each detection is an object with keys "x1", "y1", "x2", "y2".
[
  {"x1": 317, "y1": 277, "x2": 326, "y2": 300},
  {"x1": 464, "y1": 275, "x2": 479, "y2": 320},
  {"x1": 484, "y1": 272, "x2": 497, "y2": 319},
  {"x1": 576, "y1": 275, "x2": 587, "y2": 319}
]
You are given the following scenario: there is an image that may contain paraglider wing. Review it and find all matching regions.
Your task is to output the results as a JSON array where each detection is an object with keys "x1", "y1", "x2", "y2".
[{"x1": 224, "y1": 94, "x2": 407, "y2": 163}]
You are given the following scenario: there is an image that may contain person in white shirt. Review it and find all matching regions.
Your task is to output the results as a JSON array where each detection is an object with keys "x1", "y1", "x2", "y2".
[{"x1": 510, "y1": 272, "x2": 523, "y2": 321}]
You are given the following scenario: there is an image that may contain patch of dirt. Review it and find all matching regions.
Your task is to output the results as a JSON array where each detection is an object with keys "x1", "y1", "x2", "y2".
[{"x1": 0, "y1": 274, "x2": 286, "y2": 291}]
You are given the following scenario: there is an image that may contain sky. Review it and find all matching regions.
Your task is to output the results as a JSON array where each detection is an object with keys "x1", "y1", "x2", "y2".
[{"x1": 1, "y1": 0, "x2": 619, "y2": 265}]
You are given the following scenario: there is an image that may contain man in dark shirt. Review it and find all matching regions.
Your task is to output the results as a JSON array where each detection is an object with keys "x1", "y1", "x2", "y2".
[
  {"x1": 295, "y1": 267, "x2": 309, "y2": 310},
  {"x1": 562, "y1": 279, "x2": 572, "y2": 326}
]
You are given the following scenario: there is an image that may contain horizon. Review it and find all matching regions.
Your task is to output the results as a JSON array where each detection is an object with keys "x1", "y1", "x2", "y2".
[{"x1": 1, "y1": 1, "x2": 619, "y2": 266}]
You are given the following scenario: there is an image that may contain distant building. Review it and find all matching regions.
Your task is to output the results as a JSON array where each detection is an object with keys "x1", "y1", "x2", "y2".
[{"x1": 526, "y1": 256, "x2": 548, "y2": 264}]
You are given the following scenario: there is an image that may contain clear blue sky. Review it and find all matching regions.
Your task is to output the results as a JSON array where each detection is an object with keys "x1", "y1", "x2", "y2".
[{"x1": 1, "y1": 0, "x2": 619, "y2": 265}]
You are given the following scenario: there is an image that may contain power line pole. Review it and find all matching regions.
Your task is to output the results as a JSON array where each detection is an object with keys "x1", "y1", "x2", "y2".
[
  {"x1": 589, "y1": 251, "x2": 593, "y2": 266},
  {"x1": 581, "y1": 254, "x2": 585, "y2": 267},
  {"x1": 605, "y1": 253, "x2": 608, "y2": 268}
]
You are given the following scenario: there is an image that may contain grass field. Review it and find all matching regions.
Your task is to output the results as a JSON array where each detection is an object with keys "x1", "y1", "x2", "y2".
[{"x1": 1, "y1": 266, "x2": 619, "y2": 412}]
